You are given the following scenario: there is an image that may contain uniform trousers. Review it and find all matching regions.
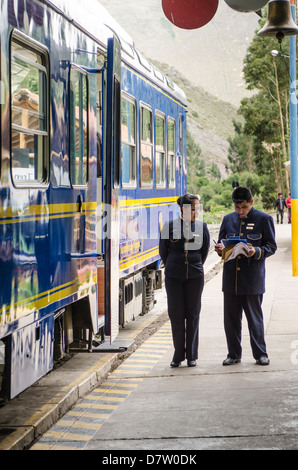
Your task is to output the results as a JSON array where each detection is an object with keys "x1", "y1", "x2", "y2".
[
  {"x1": 165, "y1": 276, "x2": 204, "y2": 363},
  {"x1": 224, "y1": 293, "x2": 268, "y2": 360}
]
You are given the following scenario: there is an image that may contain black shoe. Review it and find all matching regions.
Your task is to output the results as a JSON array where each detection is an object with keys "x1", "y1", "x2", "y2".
[
  {"x1": 170, "y1": 361, "x2": 181, "y2": 368},
  {"x1": 222, "y1": 357, "x2": 241, "y2": 366},
  {"x1": 256, "y1": 356, "x2": 270, "y2": 366},
  {"x1": 187, "y1": 360, "x2": 197, "y2": 367}
]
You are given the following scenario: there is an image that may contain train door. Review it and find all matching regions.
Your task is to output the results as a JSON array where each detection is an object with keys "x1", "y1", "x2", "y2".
[
  {"x1": 98, "y1": 36, "x2": 121, "y2": 343},
  {"x1": 96, "y1": 50, "x2": 106, "y2": 330}
]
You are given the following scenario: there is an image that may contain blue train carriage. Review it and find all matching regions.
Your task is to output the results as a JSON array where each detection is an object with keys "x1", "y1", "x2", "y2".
[
  {"x1": 0, "y1": 0, "x2": 187, "y2": 399},
  {"x1": 118, "y1": 43, "x2": 187, "y2": 327}
]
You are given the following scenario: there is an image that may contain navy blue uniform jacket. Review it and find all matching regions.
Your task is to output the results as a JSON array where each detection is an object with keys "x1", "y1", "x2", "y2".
[
  {"x1": 159, "y1": 218, "x2": 210, "y2": 280},
  {"x1": 218, "y1": 207, "x2": 277, "y2": 295}
]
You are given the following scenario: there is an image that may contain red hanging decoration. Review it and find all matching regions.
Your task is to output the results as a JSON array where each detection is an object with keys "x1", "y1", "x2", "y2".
[{"x1": 162, "y1": 0, "x2": 219, "y2": 30}]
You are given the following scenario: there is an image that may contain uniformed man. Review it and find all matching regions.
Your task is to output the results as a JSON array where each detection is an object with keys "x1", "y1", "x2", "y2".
[{"x1": 215, "y1": 187, "x2": 277, "y2": 366}]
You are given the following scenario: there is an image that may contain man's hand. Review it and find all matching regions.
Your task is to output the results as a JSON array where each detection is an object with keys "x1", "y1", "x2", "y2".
[{"x1": 245, "y1": 245, "x2": 256, "y2": 258}]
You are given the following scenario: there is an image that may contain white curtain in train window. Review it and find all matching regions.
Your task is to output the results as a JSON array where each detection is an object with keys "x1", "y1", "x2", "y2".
[
  {"x1": 70, "y1": 68, "x2": 88, "y2": 186},
  {"x1": 141, "y1": 106, "x2": 153, "y2": 186},
  {"x1": 121, "y1": 96, "x2": 136, "y2": 187},
  {"x1": 168, "y1": 119, "x2": 176, "y2": 188},
  {"x1": 10, "y1": 38, "x2": 48, "y2": 184},
  {"x1": 155, "y1": 114, "x2": 166, "y2": 187}
]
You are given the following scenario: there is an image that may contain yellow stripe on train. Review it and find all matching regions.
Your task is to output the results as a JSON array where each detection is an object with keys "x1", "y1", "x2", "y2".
[{"x1": 119, "y1": 248, "x2": 159, "y2": 270}]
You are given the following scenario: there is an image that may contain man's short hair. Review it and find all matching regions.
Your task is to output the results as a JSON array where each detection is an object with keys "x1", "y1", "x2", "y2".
[
  {"x1": 177, "y1": 193, "x2": 200, "y2": 208},
  {"x1": 232, "y1": 187, "x2": 252, "y2": 204}
]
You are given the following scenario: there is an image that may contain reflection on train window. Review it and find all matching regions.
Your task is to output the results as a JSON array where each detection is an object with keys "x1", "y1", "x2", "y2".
[
  {"x1": 10, "y1": 34, "x2": 49, "y2": 185},
  {"x1": 140, "y1": 105, "x2": 153, "y2": 187},
  {"x1": 70, "y1": 67, "x2": 89, "y2": 187},
  {"x1": 155, "y1": 113, "x2": 166, "y2": 188},
  {"x1": 121, "y1": 95, "x2": 136, "y2": 187},
  {"x1": 168, "y1": 118, "x2": 176, "y2": 188}
]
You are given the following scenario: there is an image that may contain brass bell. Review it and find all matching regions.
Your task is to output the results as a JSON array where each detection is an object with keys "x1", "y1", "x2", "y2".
[{"x1": 258, "y1": 0, "x2": 298, "y2": 42}]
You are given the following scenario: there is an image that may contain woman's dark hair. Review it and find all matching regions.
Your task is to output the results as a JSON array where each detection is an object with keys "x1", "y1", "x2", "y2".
[
  {"x1": 177, "y1": 193, "x2": 199, "y2": 209},
  {"x1": 232, "y1": 187, "x2": 252, "y2": 204}
]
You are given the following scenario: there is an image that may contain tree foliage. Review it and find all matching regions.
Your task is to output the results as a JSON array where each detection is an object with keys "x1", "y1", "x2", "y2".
[
  {"x1": 227, "y1": 120, "x2": 254, "y2": 174},
  {"x1": 238, "y1": 17, "x2": 291, "y2": 200},
  {"x1": 187, "y1": 14, "x2": 294, "y2": 220},
  {"x1": 223, "y1": 16, "x2": 292, "y2": 210}
]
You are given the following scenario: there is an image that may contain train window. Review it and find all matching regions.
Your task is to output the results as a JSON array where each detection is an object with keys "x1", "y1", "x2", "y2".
[
  {"x1": 10, "y1": 33, "x2": 49, "y2": 186},
  {"x1": 168, "y1": 118, "x2": 176, "y2": 188},
  {"x1": 155, "y1": 113, "x2": 166, "y2": 188},
  {"x1": 140, "y1": 105, "x2": 153, "y2": 187},
  {"x1": 121, "y1": 95, "x2": 136, "y2": 187},
  {"x1": 70, "y1": 67, "x2": 89, "y2": 187},
  {"x1": 179, "y1": 114, "x2": 183, "y2": 154}
]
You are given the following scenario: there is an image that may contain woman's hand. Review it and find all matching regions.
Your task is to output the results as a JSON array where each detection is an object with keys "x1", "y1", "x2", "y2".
[{"x1": 214, "y1": 243, "x2": 223, "y2": 256}]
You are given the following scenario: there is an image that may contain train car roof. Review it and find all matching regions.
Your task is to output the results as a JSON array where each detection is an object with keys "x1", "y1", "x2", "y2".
[{"x1": 46, "y1": 0, "x2": 187, "y2": 107}]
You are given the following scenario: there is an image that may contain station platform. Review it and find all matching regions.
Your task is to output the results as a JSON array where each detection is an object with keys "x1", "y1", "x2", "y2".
[{"x1": 0, "y1": 222, "x2": 297, "y2": 450}]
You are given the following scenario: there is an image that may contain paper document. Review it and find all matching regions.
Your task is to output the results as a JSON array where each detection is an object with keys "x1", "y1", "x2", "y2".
[
  {"x1": 221, "y1": 239, "x2": 250, "y2": 262},
  {"x1": 225, "y1": 242, "x2": 250, "y2": 261}
]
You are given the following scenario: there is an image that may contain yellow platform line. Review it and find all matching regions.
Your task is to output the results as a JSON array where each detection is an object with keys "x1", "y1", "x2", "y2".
[
  {"x1": 54, "y1": 419, "x2": 101, "y2": 431},
  {"x1": 41, "y1": 430, "x2": 84, "y2": 441},
  {"x1": 31, "y1": 443, "x2": 53, "y2": 451},
  {"x1": 138, "y1": 342, "x2": 170, "y2": 347},
  {"x1": 145, "y1": 339, "x2": 173, "y2": 344},
  {"x1": 116, "y1": 363, "x2": 153, "y2": 369},
  {"x1": 91, "y1": 388, "x2": 132, "y2": 395},
  {"x1": 52, "y1": 432, "x2": 91, "y2": 442},
  {"x1": 78, "y1": 403, "x2": 117, "y2": 410},
  {"x1": 111, "y1": 369, "x2": 150, "y2": 375},
  {"x1": 68, "y1": 411, "x2": 110, "y2": 419},
  {"x1": 103, "y1": 381, "x2": 140, "y2": 388},
  {"x1": 66, "y1": 421, "x2": 102, "y2": 431},
  {"x1": 122, "y1": 358, "x2": 158, "y2": 364},
  {"x1": 50, "y1": 445, "x2": 83, "y2": 451},
  {"x1": 85, "y1": 395, "x2": 126, "y2": 402},
  {"x1": 133, "y1": 352, "x2": 164, "y2": 358}
]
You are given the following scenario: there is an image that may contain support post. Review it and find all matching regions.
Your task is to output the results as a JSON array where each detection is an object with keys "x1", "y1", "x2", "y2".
[{"x1": 290, "y1": 0, "x2": 298, "y2": 276}]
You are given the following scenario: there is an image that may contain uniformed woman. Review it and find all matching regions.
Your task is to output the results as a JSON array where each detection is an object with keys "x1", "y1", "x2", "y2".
[{"x1": 159, "y1": 194, "x2": 210, "y2": 367}]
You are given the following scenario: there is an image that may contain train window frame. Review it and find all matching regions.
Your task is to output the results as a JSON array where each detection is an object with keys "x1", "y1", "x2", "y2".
[
  {"x1": 10, "y1": 31, "x2": 50, "y2": 188},
  {"x1": 168, "y1": 117, "x2": 176, "y2": 188},
  {"x1": 155, "y1": 111, "x2": 166, "y2": 189},
  {"x1": 140, "y1": 102, "x2": 153, "y2": 189},
  {"x1": 121, "y1": 93, "x2": 136, "y2": 189},
  {"x1": 179, "y1": 114, "x2": 183, "y2": 155},
  {"x1": 69, "y1": 65, "x2": 89, "y2": 188},
  {"x1": 113, "y1": 75, "x2": 121, "y2": 189}
]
